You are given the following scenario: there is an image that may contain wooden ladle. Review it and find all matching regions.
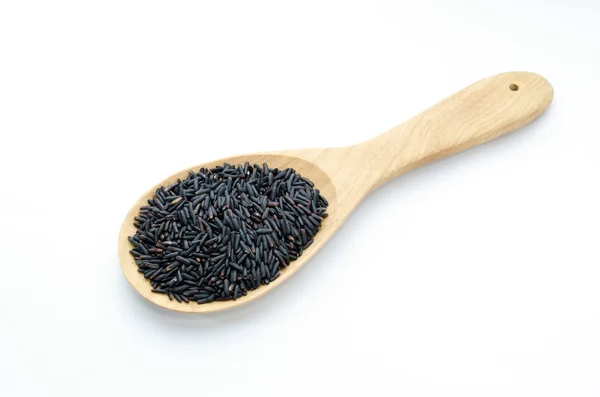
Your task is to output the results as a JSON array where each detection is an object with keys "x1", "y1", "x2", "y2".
[{"x1": 118, "y1": 71, "x2": 553, "y2": 313}]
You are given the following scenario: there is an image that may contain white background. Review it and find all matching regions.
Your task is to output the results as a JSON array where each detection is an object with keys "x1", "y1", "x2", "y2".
[{"x1": 1, "y1": 1, "x2": 599, "y2": 396}]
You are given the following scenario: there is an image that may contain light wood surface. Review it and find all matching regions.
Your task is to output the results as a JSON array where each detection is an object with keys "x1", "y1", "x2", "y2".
[{"x1": 118, "y1": 71, "x2": 554, "y2": 313}]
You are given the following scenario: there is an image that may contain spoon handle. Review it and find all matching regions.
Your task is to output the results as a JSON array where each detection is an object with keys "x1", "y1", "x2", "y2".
[{"x1": 362, "y1": 71, "x2": 553, "y2": 189}]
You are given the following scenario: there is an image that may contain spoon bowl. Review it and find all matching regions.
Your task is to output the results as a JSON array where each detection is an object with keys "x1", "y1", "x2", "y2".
[
  {"x1": 118, "y1": 71, "x2": 554, "y2": 313},
  {"x1": 119, "y1": 153, "x2": 341, "y2": 313}
]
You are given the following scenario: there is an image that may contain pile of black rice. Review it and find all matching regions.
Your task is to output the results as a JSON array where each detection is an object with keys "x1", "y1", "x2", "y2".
[{"x1": 128, "y1": 162, "x2": 328, "y2": 304}]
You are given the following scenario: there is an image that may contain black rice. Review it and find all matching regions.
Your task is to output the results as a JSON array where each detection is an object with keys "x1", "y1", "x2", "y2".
[{"x1": 129, "y1": 163, "x2": 328, "y2": 304}]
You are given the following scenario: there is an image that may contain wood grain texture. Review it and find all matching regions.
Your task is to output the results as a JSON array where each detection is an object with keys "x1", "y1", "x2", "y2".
[{"x1": 118, "y1": 71, "x2": 553, "y2": 313}]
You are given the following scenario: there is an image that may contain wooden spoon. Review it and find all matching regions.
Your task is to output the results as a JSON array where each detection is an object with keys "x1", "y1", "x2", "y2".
[{"x1": 118, "y1": 71, "x2": 553, "y2": 313}]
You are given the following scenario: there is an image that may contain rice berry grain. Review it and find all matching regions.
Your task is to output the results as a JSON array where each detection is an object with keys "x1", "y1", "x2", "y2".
[{"x1": 128, "y1": 162, "x2": 328, "y2": 304}]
